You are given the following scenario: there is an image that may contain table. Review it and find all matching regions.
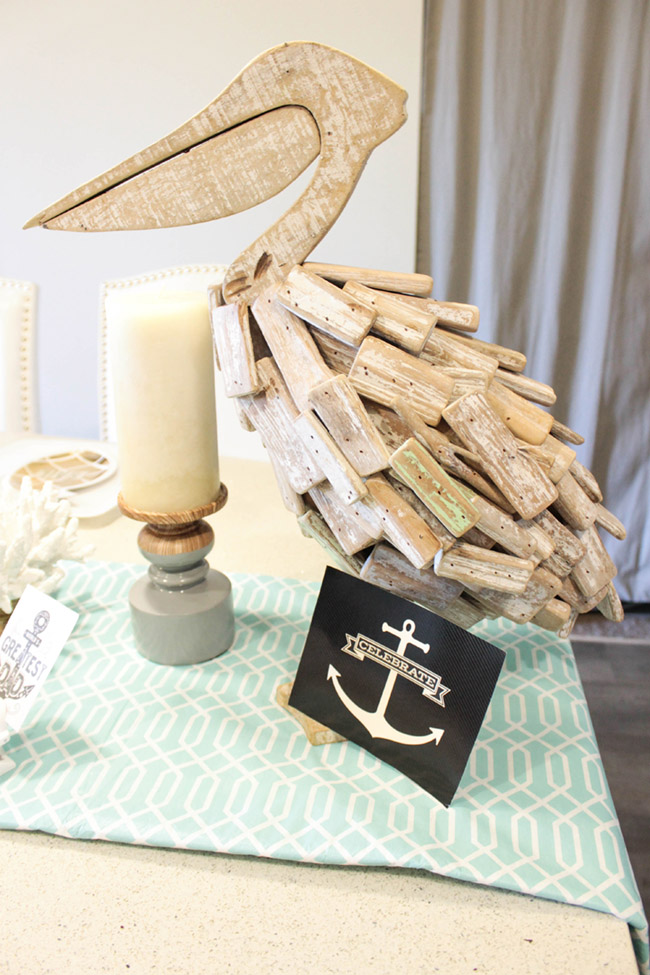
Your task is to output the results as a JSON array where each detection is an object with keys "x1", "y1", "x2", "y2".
[{"x1": 0, "y1": 436, "x2": 641, "y2": 975}]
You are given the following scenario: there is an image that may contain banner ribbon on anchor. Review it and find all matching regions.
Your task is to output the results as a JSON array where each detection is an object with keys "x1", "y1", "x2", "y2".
[{"x1": 341, "y1": 633, "x2": 450, "y2": 707}]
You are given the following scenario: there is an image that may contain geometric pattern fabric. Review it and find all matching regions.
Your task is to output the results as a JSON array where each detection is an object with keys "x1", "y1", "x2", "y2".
[{"x1": 0, "y1": 560, "x2": 646, "y2": 973}]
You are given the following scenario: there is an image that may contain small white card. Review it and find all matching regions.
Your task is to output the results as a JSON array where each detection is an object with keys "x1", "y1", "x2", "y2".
[{"x1": 0, "y1": 585, "x2": 79, "y2": 733}]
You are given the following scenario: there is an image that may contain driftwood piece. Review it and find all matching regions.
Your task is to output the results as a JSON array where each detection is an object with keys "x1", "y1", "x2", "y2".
[
  {"x1": 446, "y1": 334, "x2": 527, "y2": 372},
  {"x1": 519, "y1": 436, "x2": 576, "y2": 484},
  {"x1": 390, "y1": 396, "x2": 514, "y2": 511},
  {"x1": 551, "y1": 418, "x2": 584, "y2": 445},
  {"x1": 594, "y1": 504, "x2": 626, "y2": 540},
  {"x1": 571, "y1": 525, "x2": 617, "y2": 598},
  {"x1": 294, "y1": 410, "x2": 367, "y2": 505},
  {"x1": 390, "y1": 437, "x2": 480, "y2": 537},
  {"x1": 348, "y1": 336, "x2": 453, "y2": 425},
  {"x1": 551, "y1": 471, "x2": 599, "y2": 531},
  {"x1": 485, "y1": 382, "x2": 553, "y2": 445},
  {"x1": 266, "y1": 445, "x2": 306, "y2": 515},
  {"x1": 304, "y1": 262, "x2": 433, "y2": 296},
  {"x1": 365, "y1": 476, "x2": 442, "y2": 569},
  {"x1": 494, "y1": 368, "x2": 556, "y2": 406},
  {"x1": 443, "y1": 392, "x2": 558, "y2": 519},
  {"x1": 311, "y1": 330, "x2": 357, "y2": 374},
  {"x1": 434, "y1": 543, "x2": 535, "y2": 595},
  {"x1": 532, "y1": 597, "x2": 574, "y2": 632},
  {"x1": 534, "y1": 510, "x2": 586, "y2": 577},
  {"x1": 420, "y1": 329, "x2": 499, "y2": 380},
  {"x1": 251, "y1": 292, "x2": 332, "y2": 410},
  {"x1": 436, "y1": 595, "x2": 485, "y2": 629},
  {"x1": 360, "y1": 543, "x2": 463, "y2": 611},
  {"x1": 458, "y1": 489, "x2": 548, "y2": 562},
  {"x1": 209, "y1": 298, "x2": 260, "y2": 397},
  {"x1": 468, "y1": 567, "x2": 562, "y2": 623},
  {"x1": 342, "y1": 280, "x2": 434, "y2": 353},
  {"x1": 557, "y1": 608, "x2": 580, "y2": 639},
  {"x1": 298, "y1": 508, "x2": 364, "y2": 575},
  {"x1": 390, "y1": 295, "x2": 479, "y2": 333},
  {"x1": 386, "y1": 473, "x2": 457, "y2": 551},
  {"x1": 559, "y1": 576, "x2": 610, "y2": 614},
  {"x1": 277, "y1": 264, "x2": 375, "y2": 346},
  {"x1": 569, "y1": 459, "x2": 603, "y2": 503},
  {"x1": 437, "y1": 368, "x2": 490, "y2": 400},
  {"x1": 277, "y1": 681, "x2": 346, "y2": 745},
  {"x1": 308, "y1": 375, "x2": 390, "y2": 476},
  {"x1": 596, "y1": 582, "x2": 625, "y2": 623},
  {"x1": 309, "y1": 481, "x2": 381, "y2": 555},
  {"x1": 234, "y1": 398, "x2": 257, "y2": 432},
  {"x1": 241, "y1": 359, "x2": 324, "y2": 494},
  {"x1": 514, "y1": 519, "x2": 556, "y2": 561}
]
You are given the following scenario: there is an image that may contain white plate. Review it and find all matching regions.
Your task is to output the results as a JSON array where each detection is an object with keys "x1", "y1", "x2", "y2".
[{"x1": 0, "y1": 438, "x2": 120, "y2": 518}]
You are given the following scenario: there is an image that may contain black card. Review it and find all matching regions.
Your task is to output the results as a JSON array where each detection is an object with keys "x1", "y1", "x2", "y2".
[{"x1": 289, "y1": 567, "x2": 505, "y2": 806}]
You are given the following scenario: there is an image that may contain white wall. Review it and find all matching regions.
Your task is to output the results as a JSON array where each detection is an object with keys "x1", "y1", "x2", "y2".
[{"x1": 1, "y1": 0, "x2": 423, "y2": 457}]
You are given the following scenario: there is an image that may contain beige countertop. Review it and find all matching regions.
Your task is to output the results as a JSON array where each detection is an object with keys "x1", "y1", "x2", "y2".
[{"x1": 0, "y1": 438, "x2": 640, "y2": 974}]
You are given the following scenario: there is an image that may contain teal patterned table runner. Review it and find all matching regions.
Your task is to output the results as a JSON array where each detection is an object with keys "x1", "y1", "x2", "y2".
[{"x1": 1, "y1": 560, "x2": 647, "y2": 973}]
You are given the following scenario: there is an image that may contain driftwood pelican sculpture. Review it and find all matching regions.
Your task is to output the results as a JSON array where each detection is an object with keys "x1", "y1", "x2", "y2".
[{"x1": 26, "y1": 41, "x2": 625, "y2": 635}]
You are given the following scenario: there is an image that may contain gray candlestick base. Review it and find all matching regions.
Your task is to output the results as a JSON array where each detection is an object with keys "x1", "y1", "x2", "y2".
[
  {"x1": 129, "y1": 564, "x2": 235, "y2": 666},
  {"x1": 119, "y1": 489, "x2": 235, "y2": 666}
]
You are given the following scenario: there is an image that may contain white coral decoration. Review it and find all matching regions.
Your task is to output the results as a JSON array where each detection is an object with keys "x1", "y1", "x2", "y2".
[{"x1": 0, "y1": 477, "x2": 94, "y2": 613}]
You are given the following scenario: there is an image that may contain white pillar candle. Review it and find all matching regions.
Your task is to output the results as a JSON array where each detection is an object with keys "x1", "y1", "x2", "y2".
[{"x1": 108, "y1": 290, "x2": 220, "y2": 513}]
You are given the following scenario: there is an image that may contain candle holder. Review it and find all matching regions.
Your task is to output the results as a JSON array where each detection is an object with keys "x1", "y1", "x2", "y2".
[{"x1": 118, "y1": 485, "x2": 234, "y2": 665}]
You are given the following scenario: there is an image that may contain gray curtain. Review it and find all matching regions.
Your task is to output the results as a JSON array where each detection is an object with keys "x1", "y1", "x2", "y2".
[{"x1": 417, "y1": 0, "x2": 650, "y2": 602}]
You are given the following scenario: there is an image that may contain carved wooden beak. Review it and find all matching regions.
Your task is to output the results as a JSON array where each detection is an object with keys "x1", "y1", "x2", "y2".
[{"x1": 25, "y1": 42, "x2": 407, "y2": 302}]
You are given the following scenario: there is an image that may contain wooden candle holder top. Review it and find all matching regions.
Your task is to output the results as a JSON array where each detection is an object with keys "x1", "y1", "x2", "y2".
[{"x1": 118, "y1": 483, "x2": 228, "y2": 525}]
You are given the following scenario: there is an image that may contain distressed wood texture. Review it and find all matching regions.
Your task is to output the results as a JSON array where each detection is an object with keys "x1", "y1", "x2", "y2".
[
  {"x1": 360, "y1": 543, "x2": 463, "y2": 612},
  {"x1": 570, "y1": 458, "x2": 603, "y2": 503},
  {"x1": 349, "y1": 336, "x2": 454, "y2": 425},
  {"x1": 342, "y1": 280, "x2": 434, "y2": 353},
  {"x1": 364, "y1": 476, "x2": 442, "y2": 569},
  {"x1": 390, "y1": 438, "x2": 480, "y2": 537},
  {"x1": 309, "y1": 481, "x2": 381, "y2": 556},
  {"x1": 391, "y1": 397, "x2": 514, "y2": 511},
  {"x1": 307, "y1": 375, "x2": 390, "y2": 476},
  {"x1": 434, "y1": 543, "x2": 536, "y2": 595},
  {"x1": 209, "y1": 297, "x2": 260, "y2": 397},
  {"x1": 294, "y1": 410, "x2": 367, "y2": 506},
  {"x1": 493, "y1": 368, "x2": 557, "y2": 406},
  {"x1": 551, "y1": 471, "x2": 599, "y2": 531},
  {"x1": 570, "y1": 525, "x2": 618, "y2": 598},
  {"x1": 241, "y1": 358, "x2": 324, "y2": 494},
  {"x1": 310, "y1": 330, "x2": 357, "y2": 374},
  {"x1": 305, "y1": 263, "x2": 433, "y2": 297},
  {"x1": 442, "y1": 393, "x2": 558, "y2": 520},
  {"x1": 468, "y1": 567, "x2": 563, "y2": 624},
  {"x1": 485, "y1": 382, "x2": 554, "y2": 445},
  {"x1": 446, "y1": 333, "x2": 527, "y2": 372},
  {"x1": 251, "y1": 292, "x2": 332, "y2": 410},
  {"x1": 298, "y1": 509, "x2": 364, "y2": 576},
  {"x1": 391, "y1": 295, "x2": 480, "y2": 333},
  {"x1": 519, "y1": 436, "x2": 576, "y2": 484},
  {"x1": 420, "y1": 329, "x2": 499, "y2": 380},
  {"x1": 277, "y1": 265, "x2": 375, "y2": 346}
]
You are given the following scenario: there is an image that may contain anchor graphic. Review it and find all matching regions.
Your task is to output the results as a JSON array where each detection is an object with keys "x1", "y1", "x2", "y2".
[{"x1": 327, "y1": 619, "x2": 444, "y2": 746}]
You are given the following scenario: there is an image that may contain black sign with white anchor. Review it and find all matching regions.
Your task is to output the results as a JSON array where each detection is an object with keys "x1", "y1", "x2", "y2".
[{"x1": 289, "y1": 567, "x2": 505, "y2": 806}]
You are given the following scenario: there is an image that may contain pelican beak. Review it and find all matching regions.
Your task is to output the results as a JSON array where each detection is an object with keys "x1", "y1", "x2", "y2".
[{"x1": 23, "y1": 104, "x2": 321, "y2": 232}]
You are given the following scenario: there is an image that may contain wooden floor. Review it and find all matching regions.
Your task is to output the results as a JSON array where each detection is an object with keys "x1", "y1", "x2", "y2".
[{"x1": 571, "y1": 619, "x2": 650, "y2": 922}]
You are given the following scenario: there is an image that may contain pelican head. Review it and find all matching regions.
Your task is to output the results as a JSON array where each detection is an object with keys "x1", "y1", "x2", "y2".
[{"x1": 25, "y1": 41, "x2": 407, "y2": 303}]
